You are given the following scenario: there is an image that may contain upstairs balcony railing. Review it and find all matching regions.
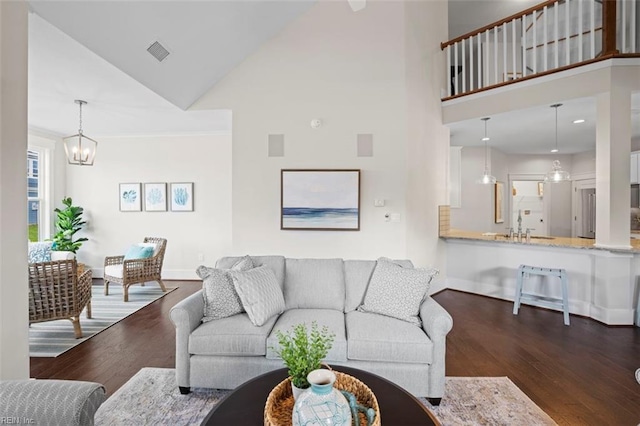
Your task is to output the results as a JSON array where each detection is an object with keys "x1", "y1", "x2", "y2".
[{"x1": 442, "y1": 0, "x2": 639, "y2": 100}]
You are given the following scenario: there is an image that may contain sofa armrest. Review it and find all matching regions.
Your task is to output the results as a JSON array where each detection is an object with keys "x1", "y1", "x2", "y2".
[
  {"x1": 0, "y1": 379, "x2": 106, "y2": 426},
  {"x1": 420, "y1": 296, "x2": 453, "y2": 399},
  {"x1": 170, "y1": 290, "x2": 205, "y2": 389}
]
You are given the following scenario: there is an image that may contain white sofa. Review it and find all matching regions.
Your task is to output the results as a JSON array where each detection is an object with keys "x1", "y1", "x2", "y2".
[{"x1": 170, "y1": 256, "x2": 453, "y2": 404}]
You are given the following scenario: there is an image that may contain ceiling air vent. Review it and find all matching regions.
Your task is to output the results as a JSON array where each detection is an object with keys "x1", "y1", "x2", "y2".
[{"x1": 147, "y1": 41, "x2": 170, "y2": 62}]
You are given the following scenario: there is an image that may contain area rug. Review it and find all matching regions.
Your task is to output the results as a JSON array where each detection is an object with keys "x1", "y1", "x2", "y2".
[
  {"x1": 95, "y1": 368, "x2": 557, "y2": 425},
  {"x1": 29, "y1": 284, "x2": 175, "y2": 357}
]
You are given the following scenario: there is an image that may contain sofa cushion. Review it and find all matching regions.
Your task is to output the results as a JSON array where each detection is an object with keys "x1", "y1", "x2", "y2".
[
  {"x1": 346, "y1": 311, "x2": 433, "y2": 364},
  {"x1": 217, "y1": 256, "x2": 286, "y2": 292},
  {"x1": 189, "y1": 313, "x2": 278, "y2": 356},
  {"x1": 197, "y1": 255, "x2": 255, "y2": 323},
  {"x1": 284, "y1": 258, "x2": 345, "y2": 311},
  {"x1": 228, "y1": 266, "x2": 285, "y2": 327},
  {"x1": 358, "y1": 258, "x2": 437, "y2": 327},
  {"x1": 266, "y1": 309, "x2": 347, "y2": 362},
  {"x1": 344, "y1": 259, "x2": 413, "y2": 313}
]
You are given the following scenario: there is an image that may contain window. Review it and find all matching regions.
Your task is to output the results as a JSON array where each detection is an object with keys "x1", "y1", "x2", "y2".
[
  {"x1": 27, "y1": 135, "x2": 55, "y2": 242},
  {"x1": 27, "y1": 150, "x2": 41, "y2": 242}
]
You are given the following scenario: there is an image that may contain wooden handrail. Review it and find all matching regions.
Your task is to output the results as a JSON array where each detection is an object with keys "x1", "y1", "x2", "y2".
[{"x1": 441, "y1": 0, "x2": 560, "y2": 49}]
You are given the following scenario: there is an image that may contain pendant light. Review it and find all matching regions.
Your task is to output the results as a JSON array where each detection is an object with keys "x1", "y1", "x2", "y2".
[
  {"x1": 63, "y1": 100, "x2": 98, "y2": 166},
  {"x1": 477, "y1": 117, "x2": 497, "y2": 184},
  {"x1": 544, "y1": 104, "x2": 570, "y2": 183}
]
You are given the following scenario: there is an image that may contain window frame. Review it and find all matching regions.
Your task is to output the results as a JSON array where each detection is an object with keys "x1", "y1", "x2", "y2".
[{"x1": 27, "y1": 135, "x2": 55, "y2": 242}]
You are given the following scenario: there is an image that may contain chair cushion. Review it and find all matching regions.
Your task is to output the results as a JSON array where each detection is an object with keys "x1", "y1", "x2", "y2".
[
  {"x1": 228, "y1": 265, "x2": 285, "y2": 327},
  {"x1": 124, "y1": 245, "x2": 154, "y2": 260},
  {"x1": 189, "y1": 313, "x2": 278, "y2": 356},
  {"x1": 344, "y1": 259, "x2": 413, "y2": 313},
  {"x1": 266, "y1": 309, "x2": 347, "y2": 362},
  {"x1": 346, "y1": 311, "x2": 433, "y2": 364},
  {"x1": 138, "y1": 242, "x2": 161, "y2": 257},
  {"x1": 357, "y1": 258, "x2": 437, "y2": 327},
  {"x1": 28, "y1": 241, "x2": 52, "y2": 263},
  {"x1": 284, "y1": 258, "x2": 345, "y2": 311},
  {"x1": 104, "y1": 264, "x2": 123, "y2": 278},
  {"x1": 197, "y1": 255, "x2": 255, "y2": 322}
]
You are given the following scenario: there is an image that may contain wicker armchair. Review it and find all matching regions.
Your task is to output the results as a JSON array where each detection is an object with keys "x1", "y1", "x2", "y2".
[
  {"x1": 28, "y1": 259, "x2": 93, "y2": 339},
  {"x1": 103, "y1": 237, "x2": 167, "y2": 302}
]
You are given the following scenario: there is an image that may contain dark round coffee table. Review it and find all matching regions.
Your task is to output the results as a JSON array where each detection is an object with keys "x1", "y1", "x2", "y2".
[{"x1": 200, "y1": 366, "x2": 440, "y2": 425}]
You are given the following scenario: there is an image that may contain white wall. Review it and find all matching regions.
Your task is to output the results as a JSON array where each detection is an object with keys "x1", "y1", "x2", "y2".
[
  {"x1": 66, "y1": 134, "x2": 232, "y2": 279},
  {"x1": 193, "y1": 1, "x2": 449, "y2": 269},
  {"x1": 572, "y1": 149, "x2": 596, "y2": 177},
  {"x1": 448, "y1": 0, "x2": 540, "y2": 39},
  {"x1": 0, "y1": 1, "x2": 29, "y2": 380}
]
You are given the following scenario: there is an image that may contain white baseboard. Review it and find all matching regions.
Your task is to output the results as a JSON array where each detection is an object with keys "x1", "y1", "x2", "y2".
[
  {"x1": 445, "y1": 277, "x2": 633, "y2": 325},
  {"x1": 91, "y1": 268, "x2": 198, "y2": 281}
]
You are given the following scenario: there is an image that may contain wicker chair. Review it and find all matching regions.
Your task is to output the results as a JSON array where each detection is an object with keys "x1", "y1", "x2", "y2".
[
  {"x1": 28, "y1": 259, "x2": 93, "y2": 339},
  {"x1": 103, "y1": 237, "x2": 167, "y2": 302}
]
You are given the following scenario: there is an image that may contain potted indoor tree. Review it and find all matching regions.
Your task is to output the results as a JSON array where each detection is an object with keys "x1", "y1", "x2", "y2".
[
  {"x1": 50, "y1": 197, "x2": 88, "y2": 260},
  {"x1": 273, "y1": 321, "x2": 335, "y2": 400}
]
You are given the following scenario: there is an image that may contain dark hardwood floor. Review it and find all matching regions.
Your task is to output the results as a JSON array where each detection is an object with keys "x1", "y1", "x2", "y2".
[{"x1": 30, "y1": 281, "x2": 640, "y2": 425}]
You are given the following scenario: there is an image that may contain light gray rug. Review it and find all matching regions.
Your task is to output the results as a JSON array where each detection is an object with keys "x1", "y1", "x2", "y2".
[
  {"x1": 29, "y1": 284, "x2": 175, "y2": 357},
  {"x1": 95, "y1": 368, "x2": 557, "y2": 425}
]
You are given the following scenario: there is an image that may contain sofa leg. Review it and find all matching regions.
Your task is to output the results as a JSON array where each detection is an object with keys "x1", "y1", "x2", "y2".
[
  {"x1": 427, "y1": 397, "x2": 442, "y2": 406},
  {"x1": 179, "y1": 386, "x2": 191, "y2": 395}
]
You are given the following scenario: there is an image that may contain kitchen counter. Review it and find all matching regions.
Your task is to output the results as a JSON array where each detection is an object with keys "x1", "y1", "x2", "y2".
[{"x1": 440, "y1": 228, "x2": 640, "y2": 252}]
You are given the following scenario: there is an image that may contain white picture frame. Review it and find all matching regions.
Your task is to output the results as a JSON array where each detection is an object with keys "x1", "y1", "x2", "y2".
[
  {"x1": 170, "y1": 182, "x2": 194, "y2": 212},
  {"x1": 144, "y1": 183, "x2": 167, "y2": 212},
  {"x1": 119, "y1": 183, "x2": 141, "y2": 212}
]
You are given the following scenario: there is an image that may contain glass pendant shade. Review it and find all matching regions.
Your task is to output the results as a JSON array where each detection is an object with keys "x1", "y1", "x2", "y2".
[
  {"x1": 477, "y1": 170, "x2": 497, "y2": 184},
  {"x1": 477, "y1": 117, "x2": 496, "y2": 185},
  {"x1": 545, "y1": 104, "x2": 570, "y2": 182},
  {"x1": 544, "y1": 160, "x2": 570, "y2": 182},
  {"x1": 63, "y1": 100, "x2": 97, "y2": 166}
]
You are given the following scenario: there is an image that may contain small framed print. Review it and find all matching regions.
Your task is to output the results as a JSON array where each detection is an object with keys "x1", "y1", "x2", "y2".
[
  {"x1": 170, "y1": 182, "x2": 194, "y2": 212},
  {"x1": 119, "y1": 183, "x2": 141, "y2": 212},
  {"x1": 144, "y1": 183, "x2": 167, "y2": 212}
]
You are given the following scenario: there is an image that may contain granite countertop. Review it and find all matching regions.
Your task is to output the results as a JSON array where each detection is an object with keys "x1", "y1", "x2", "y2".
[{"x1": 440, "y1": 229, "x2": 640, "y2": 252}]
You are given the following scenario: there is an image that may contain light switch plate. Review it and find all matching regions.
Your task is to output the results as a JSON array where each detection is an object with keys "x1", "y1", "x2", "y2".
[{"x1": 374, "y1": 199, "x2": 385, "y2": 207}]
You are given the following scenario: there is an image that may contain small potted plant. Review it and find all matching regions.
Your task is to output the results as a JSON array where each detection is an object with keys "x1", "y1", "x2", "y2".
[
  {"x1": 273, "y1": 321, "x2": 335, "y2": 400},
  {"x1": 51, "y1": 197, "x2": 88, "y2": 260}
]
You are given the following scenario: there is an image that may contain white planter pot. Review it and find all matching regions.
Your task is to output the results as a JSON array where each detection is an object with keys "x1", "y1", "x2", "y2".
[
  {"x1": 291, "y1": 382, "x2": 307, "y2": 401},
  {"x1": 50, "y1": 250, "x2": 76, "y2": 261}
]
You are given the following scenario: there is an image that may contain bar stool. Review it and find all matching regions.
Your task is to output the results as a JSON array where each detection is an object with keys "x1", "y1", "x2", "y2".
[{"x1": 513, "y1": 264, "x2": 570, "y2": 326}]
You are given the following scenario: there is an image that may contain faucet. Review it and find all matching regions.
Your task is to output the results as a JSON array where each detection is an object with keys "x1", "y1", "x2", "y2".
[{"x1": 516, "y1": 210, "x2": 523, "y2": 241}]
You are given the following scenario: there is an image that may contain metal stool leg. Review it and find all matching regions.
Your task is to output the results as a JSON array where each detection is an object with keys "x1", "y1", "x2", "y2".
[
  {"x1": 560, "y1": 271, "x2": 570, "y2": 326},
  {"x1": 513, "y1": 267, "x2": 524, "y2": 315}
]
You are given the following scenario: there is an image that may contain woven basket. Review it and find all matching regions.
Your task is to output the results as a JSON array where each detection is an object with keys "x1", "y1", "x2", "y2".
[{"x1": 264, "y1": 370, "x2": 381, "y2": 426}]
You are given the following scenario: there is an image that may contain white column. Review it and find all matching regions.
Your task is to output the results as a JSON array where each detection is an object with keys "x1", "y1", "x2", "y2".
[
  {"x1": 0, "y1": 1, "x2": 29, "y2": 380},
  {"x1": 594, "y1": 75, "x2": 632, "y2": 250}
]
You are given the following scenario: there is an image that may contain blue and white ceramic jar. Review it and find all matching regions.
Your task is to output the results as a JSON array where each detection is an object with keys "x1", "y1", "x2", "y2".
[{"x1": 292, "y1": 369, "x2": 352, "y2": 426}]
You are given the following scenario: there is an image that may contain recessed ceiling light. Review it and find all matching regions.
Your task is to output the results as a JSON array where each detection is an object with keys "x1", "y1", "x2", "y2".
[
  {"x1": 573, "y1": 119, "x2": 585, "y2": 124},
  {"x1": 481, "y1": 137, "x2": 490, "y2": 141},
  {"x1": 551, "y1": 148, "x2": 558, "y2": 153}
]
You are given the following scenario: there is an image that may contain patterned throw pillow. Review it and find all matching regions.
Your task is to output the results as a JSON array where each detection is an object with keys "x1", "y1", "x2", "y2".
[
  {"x1": 197, "y1": 255, "x2": 255, "y2": 322},
  {"x1": 28, "y1": 241, "x2": 53, "y2": 263},
  {"x1": 228, "y1": 265, "x2": 285, "y2": 327},
  {"x1": 357, "y1": 258, "x2": 438, "y2": 327}
]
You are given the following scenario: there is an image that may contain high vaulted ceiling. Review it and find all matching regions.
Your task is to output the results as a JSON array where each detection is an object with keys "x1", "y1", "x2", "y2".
[{"x1": 26, "y1": 0, "x2": 640, "y2": 151}]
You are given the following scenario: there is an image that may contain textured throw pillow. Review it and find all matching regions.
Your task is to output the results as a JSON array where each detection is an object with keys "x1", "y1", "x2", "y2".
[
  {"x1": 28, "y1": 241, "x2": 53, "y2": 263},
  {"x1": 197, "y1": 255, "x2": 255, "y2": 322},
  {"x1": 124, "y1": 245, "x2": 155, "y2": 260},
  {"x1": 228, "y1": 265, "x2": 285, "y2": 327},
  {"x1": 357, "y1": 258, "x2": 438, "y2": 327}
]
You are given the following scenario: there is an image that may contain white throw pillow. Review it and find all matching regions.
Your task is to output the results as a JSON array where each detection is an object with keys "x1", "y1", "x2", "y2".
[
  {"x1": 357, "y1": 258, "x2": 438, "y2": 327},
  {"x1": 197, "y1": 255, "x2": 255, "y2": 322},
  {"x1": 228, "y1": 265, "x2": 285, "y2": 327}
]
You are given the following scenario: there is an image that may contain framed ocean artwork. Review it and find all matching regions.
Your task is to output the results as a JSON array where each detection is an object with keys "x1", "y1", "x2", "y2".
[
  {"x1": 281, "y1": 169, "x2": 360, "y2": 231},
  {"x1": 144, "y1": 183, "x2": 167, "y2": 212},
  {"x1": 119, "y1": 183, "x2": 141, "y2": 212},
  {"x1": 170, "y1": 182, "x2": 194, "y2": 212}
]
